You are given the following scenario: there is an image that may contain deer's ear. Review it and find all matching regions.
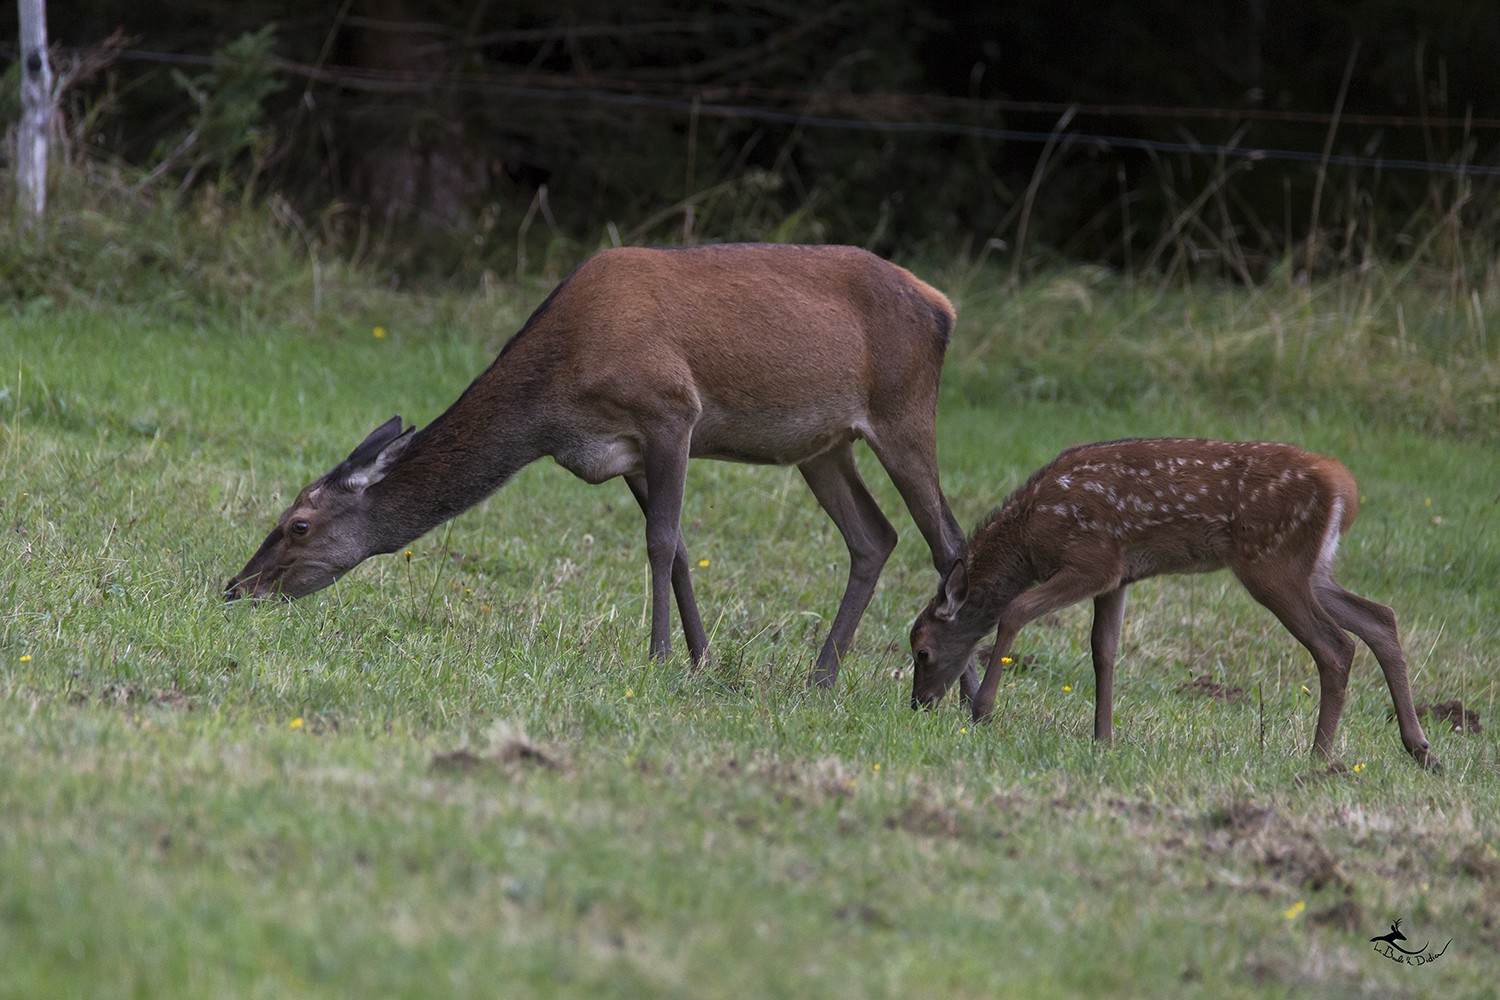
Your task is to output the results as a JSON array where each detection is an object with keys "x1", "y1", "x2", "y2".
[
  {"x1": 334, "y1": 419, "x2": 413, "y2": 492},
  {"x1": 342, "y1": 416, "x2": 407, "y2": 467},
  {"x1": 934, "y1": 560, "x2": 969, "y2": 621}
]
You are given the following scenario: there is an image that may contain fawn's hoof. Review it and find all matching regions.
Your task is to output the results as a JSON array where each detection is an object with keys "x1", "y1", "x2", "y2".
[{"x1": 1413, "y1": 744, "x2": 1443, "y2": 773}]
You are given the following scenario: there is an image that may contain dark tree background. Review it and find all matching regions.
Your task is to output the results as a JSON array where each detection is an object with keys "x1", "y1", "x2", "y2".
[{"x1": 5, "y1": 0, "x2": 1498, "y2": 275}]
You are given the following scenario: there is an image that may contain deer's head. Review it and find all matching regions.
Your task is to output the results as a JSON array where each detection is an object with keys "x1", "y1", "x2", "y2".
[{"x1": 224, "y1": 417, "x2": 413, "y2": 601}]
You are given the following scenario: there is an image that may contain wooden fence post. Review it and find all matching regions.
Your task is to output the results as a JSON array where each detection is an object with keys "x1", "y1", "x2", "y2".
[{"x1": 16, "y1": 0, "x2": 54, "y2": 227}]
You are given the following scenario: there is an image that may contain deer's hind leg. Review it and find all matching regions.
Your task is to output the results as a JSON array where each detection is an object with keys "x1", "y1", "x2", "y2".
[
  {"x1": 1090, "y1": 586, "x2": 1128, "y2": 744},
  {"x1": 1235, "y1": 564, "x2": 1357, "y2": 761},
  {"x1": 1313, "y1": 578, "x2": 1436, "y2": 768}
]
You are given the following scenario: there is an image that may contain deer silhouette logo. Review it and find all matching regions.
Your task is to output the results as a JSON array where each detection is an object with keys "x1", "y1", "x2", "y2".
[
  {"x1": 1370, "y1": 917, "x2": 1452, "y2": 965},
  {"x1": 1370, "y1": 918, "x2": 1410, "y2": 949}
]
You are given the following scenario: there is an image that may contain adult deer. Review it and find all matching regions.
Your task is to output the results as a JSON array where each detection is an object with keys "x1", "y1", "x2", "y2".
[
  {"x1": 908, "y1": 437, "x2": 1437, "y2": 768},
  {"x1": 226, "y1": 243, "x2": 977, "y2": 694}
]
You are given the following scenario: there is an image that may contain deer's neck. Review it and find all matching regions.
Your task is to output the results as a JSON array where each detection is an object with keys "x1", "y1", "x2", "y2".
[
  {"x1": 366, "y1": 344, "x2": 555, "y2": 550},
  {"x1": 967, "y1": 512, "x2": 1037, "y2": 620}
]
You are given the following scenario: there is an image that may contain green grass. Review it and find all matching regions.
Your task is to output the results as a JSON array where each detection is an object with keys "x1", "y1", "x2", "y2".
[{"x1": 2, "y1": 264, "x2": 1498, "y2": 999}]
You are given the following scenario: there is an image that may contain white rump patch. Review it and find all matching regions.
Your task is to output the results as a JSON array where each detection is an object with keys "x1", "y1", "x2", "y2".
[{"x1": 1315, "y1": 497, "x2": 1343, "y2": 573}]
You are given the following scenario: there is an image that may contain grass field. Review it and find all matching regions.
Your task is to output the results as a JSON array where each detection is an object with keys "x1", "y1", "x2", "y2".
[{"x1": 2, "y1": 258, "x2": 1498, "y2": 998}]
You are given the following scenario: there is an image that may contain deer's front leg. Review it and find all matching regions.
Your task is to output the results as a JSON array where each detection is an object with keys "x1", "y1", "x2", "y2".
[
  {"x1": 640, "y1": 434, "x2": 694, "y2": 662},
  {"x1": 627, "y1": 474, "x2": 708, "y2": 664}
]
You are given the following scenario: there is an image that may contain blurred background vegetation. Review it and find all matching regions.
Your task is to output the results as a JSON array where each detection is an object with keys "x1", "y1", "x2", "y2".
[{"x1": 3, "y1": 0, "x2": 1499, "y2": 284}]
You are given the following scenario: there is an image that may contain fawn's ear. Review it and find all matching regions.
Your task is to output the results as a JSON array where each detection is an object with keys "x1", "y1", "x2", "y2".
[{"x1": 935, "y1": 560, "x2": 968, "y2": 621}]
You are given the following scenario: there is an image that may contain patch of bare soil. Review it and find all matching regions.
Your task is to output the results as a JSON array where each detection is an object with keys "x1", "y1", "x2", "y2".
[
  {"x1": 885, "y1": 802, "x2": 971, "y2": 839},
  {"x1": 429, "y1": 748, "x2": 491, "y2": 774},
  {"x1": 71, "y1": 683, "x2": 192, "y2": 708},
  {"x1": 1175, "y1": 673, "x2": 1246, "y2": 702},
  {"x1": 1309, "y1": 897, "x2": 1364, "y2": 931},
  {"x1": 714, "y1": 755, "x2": 858, "y2": 806},
  {"x1": 1205, "y1": 798, "x2": 1273, "y2": 833},
  {"x1": 497, "y1": 737, "x2": 561, "y2": 769},
  {"x1": 430, "y1": 737, "x2": 562, "y2": 776},
  {"x1": 1452, "y1": 842, "x2": 1500, "y2": 882},
  {"x1": 833, "y1": 903, "x2": 894, "y2": 929},
  {"x1": 1198, "y1": 798, "x2": 1353, "y2": 893},
  {"x1": 1412, "y1": 699, "x2": 1482, "y2": 734},
  {"x1": 1260, "y1": 833, "x2": 1350, "y2": 892}
]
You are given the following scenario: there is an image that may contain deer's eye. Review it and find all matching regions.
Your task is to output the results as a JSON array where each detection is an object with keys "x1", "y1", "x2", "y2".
[
  {"x1": 914, "y1": 648, "x2": 931, "y2": 666},
  {"x1": 290, "y1": 519, "x2": 311, "y2": 537}
]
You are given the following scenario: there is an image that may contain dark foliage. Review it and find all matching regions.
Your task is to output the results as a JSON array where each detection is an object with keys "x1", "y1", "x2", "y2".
[{"x1": 4, "y1": 0, "x2": 1498, "y2": 277}]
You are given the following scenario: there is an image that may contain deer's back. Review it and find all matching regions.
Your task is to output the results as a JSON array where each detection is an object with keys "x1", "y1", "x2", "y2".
[
  {"x1": 500, "y1": 244, "x2": 955, "y2": 469},
  {"x1": 1004, "y1": 439, "x2": 1360, "y2": 581}
]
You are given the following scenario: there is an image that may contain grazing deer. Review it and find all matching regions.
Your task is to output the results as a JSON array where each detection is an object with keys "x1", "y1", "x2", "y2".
[
  {"x1": 226, "y1": 243, "x2": 977, "y2": 694},
  {"x1": 907, "y1": 437, "x2": 1437, "y2": 768}
]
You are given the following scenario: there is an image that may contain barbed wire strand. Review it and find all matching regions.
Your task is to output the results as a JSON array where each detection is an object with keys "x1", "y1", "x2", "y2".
[{"x1": 26, "y1": 44, "x2": 1500, "y2": 179}]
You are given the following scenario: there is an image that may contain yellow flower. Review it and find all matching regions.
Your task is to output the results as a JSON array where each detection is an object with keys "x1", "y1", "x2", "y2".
[
  {"x1": 1000, "y1": 656, "x2": 1013, "y2": 664},
  {"x1": 872, "y1": 763, "x2": 881, "y2": 772},
  {"x1": 1283, "y1": 900, "x2": 1305, "y2": 920},
  {"x1": 960, "y1": 727, "x2": 968, "y2": 734},
  {"x1": 373, "y1": 326, "x2": 387, "y2": 339},
  {"x1": 697, "y1": 558, "x2": 710, "y2": 567},
  {"x1": 625, "y1": 689, "x2": 634, "y2": 699},
  {"x1": 289, "y1": 718, "x2": 304, "y2": 730},
  {"x1": 19, "y1": 655, "x2": 31, "y2": 662},
  {"x1": 1352, "y1": 762, "x2": 1365, "y2": 773},
  {"x1": 1425, "y1": 497, "x2": 1432, "y2": 507},
  {"x1": 1062, "y1": 684, "x2": 1072, "y2": 692}
]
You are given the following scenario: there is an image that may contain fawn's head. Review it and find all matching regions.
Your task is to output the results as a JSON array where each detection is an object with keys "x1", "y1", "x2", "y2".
[{"x1": 909, "y1": 560, "x2": 991, "y2": 708}]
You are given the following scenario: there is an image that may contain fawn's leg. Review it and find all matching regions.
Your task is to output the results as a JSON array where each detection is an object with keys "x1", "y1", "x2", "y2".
[
  {"x1": 1237, "y1": 565, "x2": 1357, "y2": 761},
  {"x1": 973, "y1": 566, "x2": 1117, "y2": 722},
  {"x1": 1314, "y1": 577, "x2": 1436, "y2": 768},
  {"x1": 1090, "y1": 586, "x2": 1128, "y2": 744}
]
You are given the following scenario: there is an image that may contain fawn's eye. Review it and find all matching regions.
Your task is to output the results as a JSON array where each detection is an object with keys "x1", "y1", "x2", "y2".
[
  {"x1": 914, "y1": 648, "x2": 931, "y2": 665},
  {"x1": 290, "y1": 519, "x2": 310, "y2": 537}
]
